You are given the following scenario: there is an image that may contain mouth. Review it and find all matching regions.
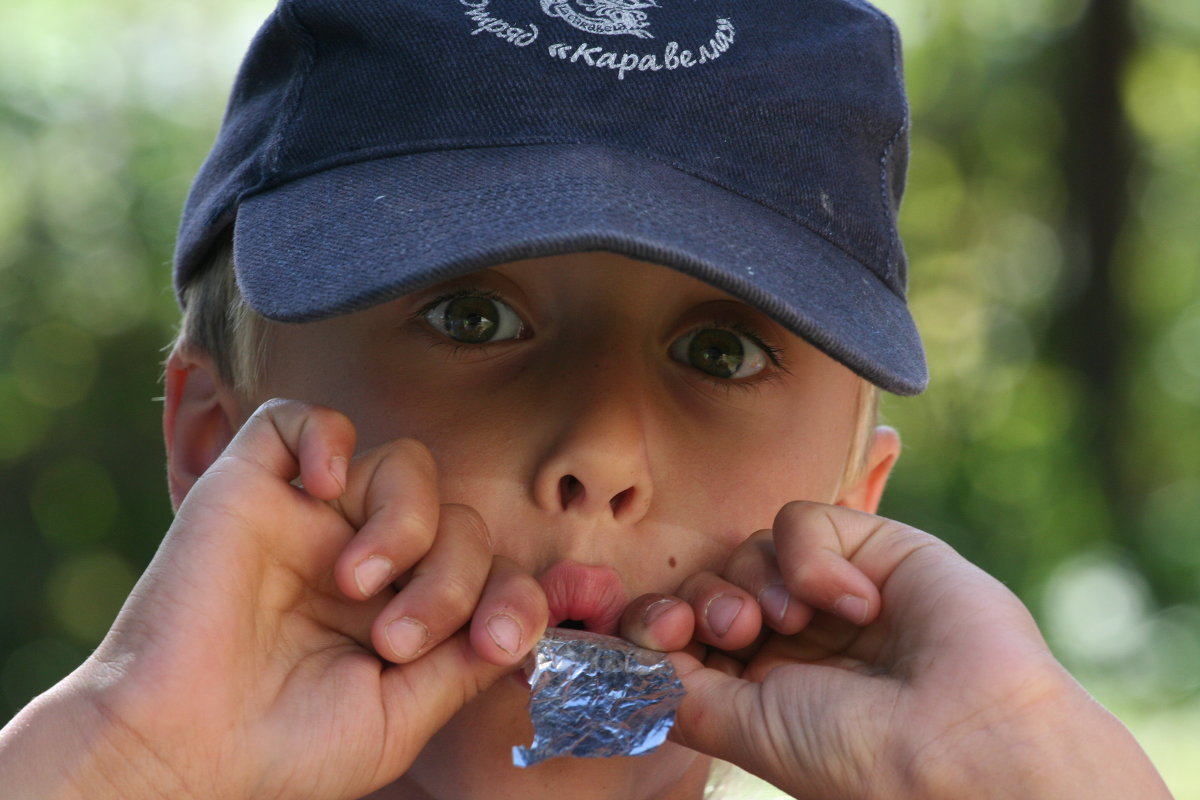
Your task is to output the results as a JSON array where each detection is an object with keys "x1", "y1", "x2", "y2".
[{"x1": 536, "y1": 560, "x2": 629, "y2": 636}]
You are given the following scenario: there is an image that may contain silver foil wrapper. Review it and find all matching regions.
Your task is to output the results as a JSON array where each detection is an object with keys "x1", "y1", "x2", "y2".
[{"x1": 512, "y1": 628, "x2": 687, "y2": 768}]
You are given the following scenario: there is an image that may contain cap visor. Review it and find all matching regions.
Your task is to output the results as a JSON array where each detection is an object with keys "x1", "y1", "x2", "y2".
[{"x1": 234, "y1": 144, "x2": 927, "y2": 395}]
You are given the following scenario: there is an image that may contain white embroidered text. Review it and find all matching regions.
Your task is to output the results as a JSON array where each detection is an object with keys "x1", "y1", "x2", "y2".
[
  {"x1": 547, "y1": 18, "x2": 735, "y2": 79},
  {"x1": 460, "y1": 0, "x2": 540, "y2": 47}
]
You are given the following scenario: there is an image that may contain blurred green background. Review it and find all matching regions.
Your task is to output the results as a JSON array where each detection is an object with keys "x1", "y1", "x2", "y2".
[{"x1": 1, "y1": 0, "x2": 1197, "y2": 794}]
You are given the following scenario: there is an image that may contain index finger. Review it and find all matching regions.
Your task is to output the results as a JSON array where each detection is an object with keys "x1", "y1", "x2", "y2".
[
  {"x1": 220, "y1": 398, "x2": 357, "y2": 502},
  {"x1": 771, "y1": 501, "x2": 938, "y2": 626},
  {"x1": 331, "y1": 438, "x2": 443, "y2": 601}
]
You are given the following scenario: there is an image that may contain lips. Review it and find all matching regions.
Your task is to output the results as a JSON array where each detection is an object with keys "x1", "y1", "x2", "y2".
[{"x1": 536, "y1": 560, "x2": 629, "y2": 636}]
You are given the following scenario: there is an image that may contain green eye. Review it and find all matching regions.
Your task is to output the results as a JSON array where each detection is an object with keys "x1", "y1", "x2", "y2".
[
  {"x1": 670, "y1": 328, "x2": 769, "y2": 379},
  {"x1": 424, "y1": 294, "x2": 526, "y2": 344}
]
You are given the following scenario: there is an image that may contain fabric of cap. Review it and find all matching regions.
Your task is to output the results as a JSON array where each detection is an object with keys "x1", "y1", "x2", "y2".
[{"x1": 174, "y1": 0, "x2": 928, "y2": 394}]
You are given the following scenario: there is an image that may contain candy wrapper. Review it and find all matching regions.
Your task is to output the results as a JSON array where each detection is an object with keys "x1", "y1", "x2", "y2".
[{"x1": 512, "y1": 628, "x2": 687, "y2": 768}]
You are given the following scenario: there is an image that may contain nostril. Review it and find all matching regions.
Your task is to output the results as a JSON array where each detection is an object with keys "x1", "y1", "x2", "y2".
[
  {"x1": 557, "y1": 475, "x2": 638, "y2": 518},
  {"x1": 559, "y1": 475, "x2": 583, "y2": 510},
  {"x1": 609, "y1": 487, "x2": 634, "y2": 516}
]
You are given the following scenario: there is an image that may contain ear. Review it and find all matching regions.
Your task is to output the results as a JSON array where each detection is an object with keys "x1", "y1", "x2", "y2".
[
  {"x1": 163, "y1": 344, "x2": 243, "y2": 511},
  {"x1": 836, "y1": 425, "x2": 901, "y2": 514}
]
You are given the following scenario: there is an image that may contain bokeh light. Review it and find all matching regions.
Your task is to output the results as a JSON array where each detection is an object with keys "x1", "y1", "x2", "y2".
[
  {"x1": 2, "y1": 0, "x2": 1198, "y2": 794},
  {"x1": 46, "y1": 550, "x2": 137, "y2": 644}
]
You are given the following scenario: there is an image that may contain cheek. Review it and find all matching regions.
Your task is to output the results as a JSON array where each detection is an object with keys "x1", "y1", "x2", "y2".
[
  {"x1": 651, "y1": 420, "x2": 852, "y2": 568},
  {"x1": 671, "y1": 422, "x2": 848, "y2": 513},
  {"x1": 639, "y1": 455, "x2": 791, "y2": 574}
]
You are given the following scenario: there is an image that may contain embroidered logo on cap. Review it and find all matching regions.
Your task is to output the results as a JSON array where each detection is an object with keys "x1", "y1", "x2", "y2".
[
  {"x1": 459, "y1": 0, "x2": 735, "y2": 80},
  {"x1": 539, "y1": 0, "x2": 657, "y2": 39}
]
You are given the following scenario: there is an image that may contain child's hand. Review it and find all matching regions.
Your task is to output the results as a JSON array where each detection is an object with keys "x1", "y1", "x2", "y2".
[
  {"x1": 621, "y1": 502, "x2": 1171, "y2": 800},
  {"x1": 14, "y1": 400, "x2": 546, "y2": 799}
]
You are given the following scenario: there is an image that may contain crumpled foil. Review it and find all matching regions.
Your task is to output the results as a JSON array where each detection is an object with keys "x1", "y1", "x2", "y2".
[{"x1": 512, "y1": 627, "x2": 687, "y2": 768}]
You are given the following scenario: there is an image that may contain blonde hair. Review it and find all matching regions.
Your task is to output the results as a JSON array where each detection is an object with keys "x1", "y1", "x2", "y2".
[
  {"x1": 174, "y1": 232, "x2": 271, "y2": 397},
  {"x1": 840, "y1": 380, "x2": 881, "y2": 494}
]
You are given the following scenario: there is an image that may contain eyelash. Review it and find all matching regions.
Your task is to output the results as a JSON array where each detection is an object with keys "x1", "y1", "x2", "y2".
[
  {"x1": 412, "y1": 287, "x2": 529, "y2": 348},
  {"x1": 411, "y1": 289, "x2": 789, "y2": 386},
  {"x1": 415, "y1": 287, "x2": 504, "y2": 317},
  {"x1": 684, "y1": 320, "x2": 788, "y2": 390},
  {"x1": 725, "y1": 322, "x2": 784, "y2": 366}
]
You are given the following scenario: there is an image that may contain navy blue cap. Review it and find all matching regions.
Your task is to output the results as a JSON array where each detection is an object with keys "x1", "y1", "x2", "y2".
[{"x1": 175, "y1": 0, "x2": 927, "y2": 395}]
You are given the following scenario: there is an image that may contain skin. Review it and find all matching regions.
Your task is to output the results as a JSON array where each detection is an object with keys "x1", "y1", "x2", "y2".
[
  {"x1": 224, "y1": 252, "x2": 881, "y2": 799},
  {"x1": 0, "y1": 252, "x2": 1171, "y2": 799}
]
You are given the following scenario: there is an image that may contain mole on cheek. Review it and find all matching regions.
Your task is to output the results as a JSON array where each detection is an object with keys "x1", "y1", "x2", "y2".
[{"x1": 668, "y1": 556, "x2": 677, "y2": 568}]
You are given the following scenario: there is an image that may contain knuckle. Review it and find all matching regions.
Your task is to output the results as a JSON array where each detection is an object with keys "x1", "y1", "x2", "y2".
[
  {"x1": 722, "y1": 535, "x2": 772, "y2": 572},
  {"x1": 497, "y1": 568, "x2": 548, "y2": 614},
  {"x1": 429, "y1": 570, "x2": 483, "y2": 623},
  {"x1": 256, "y1": 397, "x2": 294, "y2": 415},
  {"x1": 392, "y1": 507, "x2": 438, "y2": 546},
  {"x1": 254, "y1": 398, "x2": 351, "y2": 438},
  {"x1": 254, "y1": 397, "x2": 309, "y2": 424},
  {"x1": 785, "y1": 556, "x2": 824, "y2": 589},
  {"x1": 878, "y1": 522, "x2": 947, "y2": 561},
  {"x1": 391, "y1": 438, "x2": 438, "y2": 479},
  {"x1": 440, "y1": 503, "x2": 493, "y2": 551},
  {"x1": 307, "y1": 402, "x2": 352, "y2": 429},
  {"x1": 774, "y1": 499, "x2": 828, "y2": 529},
  {"x1": 675, "y1": 570, "x2": 720, "y2": 601}
]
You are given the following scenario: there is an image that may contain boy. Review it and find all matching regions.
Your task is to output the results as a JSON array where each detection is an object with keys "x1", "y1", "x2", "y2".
[{"x1": 0, "y1": 1, "x2": 1170, "y2": 797}]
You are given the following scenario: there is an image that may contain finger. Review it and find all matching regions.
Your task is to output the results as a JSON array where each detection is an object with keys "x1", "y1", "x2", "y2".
[
  {"x1": 332, "y1": 439, "x2": 442, "y2": 600},
  {"x1": 703, "y1": 648, "x2": 745, "y2": 678},
  {"x1": 221, "y1": 398, "x2": 356, "y2": 501},
  {"x1": 172, "y1": 398, "x2": 359, "y2": 590},
  {"x1": 674, "y1": 571, "x2": 761, "y2": 651},
  {"x1": 468, "y1": 556, "x2": 549, "y2": 666},
  {"x1": 800, "y1": 504, "x2": 1047, "y2": 655},
  {"x1": 666, "y1": 652, "x2": 863, "y2": 795},
  {"x1": 618, "y1": 593, "x2": 695, "y2": 652},
  {"x1": 374, "y1": 627, "x2": 535, "y2": 778},
  {"x1": 720, "y1": 530, "x2": 815, "y2": 635},
  {"x1": 664, "y1": 653, "x2": 764, "y2": 770},
  {"x1": 109, "y1": 402, "x2": 364, "y2": 695},
  {"x1": 368, "y1": 568, "x2": 546, "y2": 781},
  {"x1": 371, "y1": 504, "x2": 494, "y2": 662},
  {"x1": 773, "y1": 501, "x2": 886, "y2": 626}
]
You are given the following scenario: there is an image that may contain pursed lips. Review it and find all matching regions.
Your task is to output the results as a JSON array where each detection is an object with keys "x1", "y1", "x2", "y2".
[{"x1": 536, "y1": 560, "x2": 630, "y2": 636}]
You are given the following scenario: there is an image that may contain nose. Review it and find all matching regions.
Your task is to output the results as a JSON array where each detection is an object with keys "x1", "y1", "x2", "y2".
[{"x1": 530, "y1": 360, "x2": 655, "y2": 525}]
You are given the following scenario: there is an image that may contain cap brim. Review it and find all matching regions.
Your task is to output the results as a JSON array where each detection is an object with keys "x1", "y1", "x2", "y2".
[{"x1": 234, "y1": 144, "x2": 927, "y2": 395}]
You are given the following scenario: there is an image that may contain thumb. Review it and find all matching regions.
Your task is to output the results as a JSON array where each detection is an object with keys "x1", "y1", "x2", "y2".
[
  {"x1": 667, "y1": 653, "x2": 877, "y2": 800},
  {"x1": 374, "y1": 630, "x2": 526, "y2": 775},
  {"x1": 371, "y1": 558, "x2": 548, "y2": 777},
  {"x1": 667, "y1": 655, "x2": 775, "y2": 778}
]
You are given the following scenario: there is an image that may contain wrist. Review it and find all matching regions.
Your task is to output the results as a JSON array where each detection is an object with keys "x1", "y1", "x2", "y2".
[
  {"x1": 0, "y1": 664, "x2": 191, "y2": 800},
  {"x1": 900, "y1": 664, "x2": 1170, "y2": 800}
]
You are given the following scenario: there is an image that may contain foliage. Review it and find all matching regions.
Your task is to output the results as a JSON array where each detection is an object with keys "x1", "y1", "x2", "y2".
[{"x1": 1, "y1": 0, "x2": 1197, "y2": 792}]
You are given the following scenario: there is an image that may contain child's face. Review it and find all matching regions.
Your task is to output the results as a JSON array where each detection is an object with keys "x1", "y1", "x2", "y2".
[{"x1": 245, "y1": 251, "x2": 880, "y2": 798}]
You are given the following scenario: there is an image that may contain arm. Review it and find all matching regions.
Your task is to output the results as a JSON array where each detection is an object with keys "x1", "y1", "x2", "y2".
[{"x1": 0, "y1": 674, "x2": 187, "y2": 800}]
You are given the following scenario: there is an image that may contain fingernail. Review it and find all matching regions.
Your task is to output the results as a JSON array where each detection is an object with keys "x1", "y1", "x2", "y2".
[
  {"x1": 330, "y1": 456, "x2": 348, "y2": 494},
  {"x1": 834, "y1": 594, "x2": 869, "y2": 625},
  {"x1": 705, "y1": 594, "x2": 744, "y2": 637},
  {"x1": 487, "y1": 613, "x2": 524, "y2": 656},
  {"x1": 385, "y1": 617, "x2": 429, "y2": 660},
  {"x1": 354, "y1": 555, "x2": 393, "y2": 598},
  {"x1": 643, "y1": 597, "x2": 679, "y2": 626},
  {"x1": 758, "y1": 584, "x2": 791, "y2": 624}
]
